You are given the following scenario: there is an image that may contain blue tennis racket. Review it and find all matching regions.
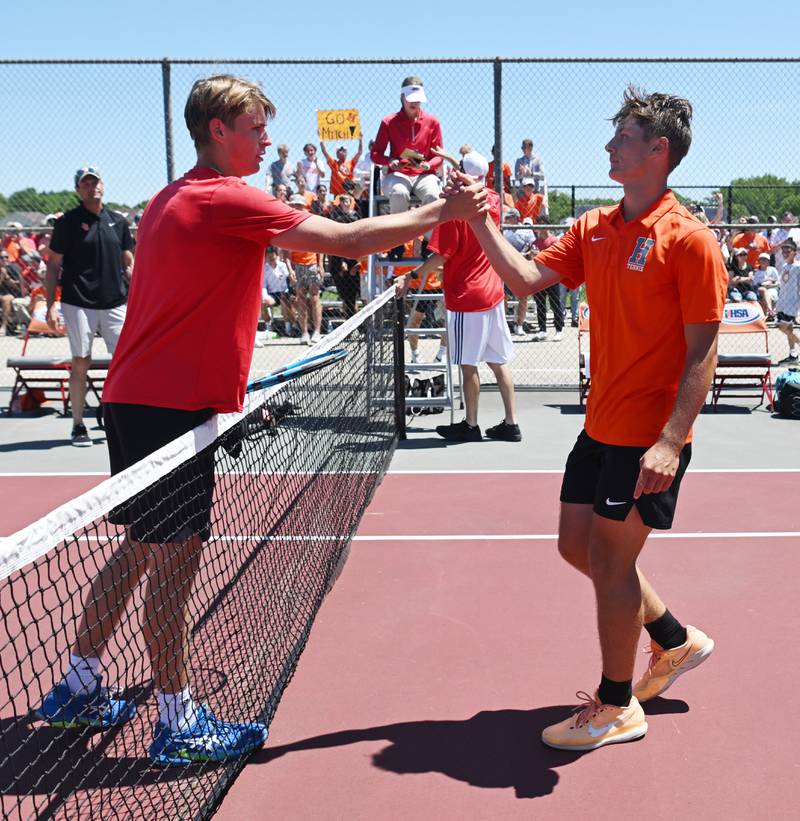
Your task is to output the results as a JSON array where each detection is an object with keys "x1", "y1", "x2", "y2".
[{"x1": 246, "y1": 348, "x2": 348, "y2": 393}]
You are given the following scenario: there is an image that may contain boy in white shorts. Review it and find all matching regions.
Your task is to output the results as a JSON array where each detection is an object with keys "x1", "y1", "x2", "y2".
[{"x1": 406, "y1": 152, "x2": 520, "y2": 442}]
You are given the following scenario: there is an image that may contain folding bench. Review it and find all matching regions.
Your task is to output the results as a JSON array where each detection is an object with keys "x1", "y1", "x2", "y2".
[
  {"x1": 710, "y1": 303, "x2": 773, "y2": 409},
  {"x1": 6, "y1": 317, "x2": 110, "y2": 416}
]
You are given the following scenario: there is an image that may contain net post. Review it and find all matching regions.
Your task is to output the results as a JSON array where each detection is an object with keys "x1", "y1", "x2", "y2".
[
  {"x1": 161, "y1": 58, "x2": 175, "y2": 183},
  {"x1": 493, "y1": 58, "x2": 502, "y2": 195},
  {"x1": 393, "y1": 291, "x2": 407, "y2": 439}
]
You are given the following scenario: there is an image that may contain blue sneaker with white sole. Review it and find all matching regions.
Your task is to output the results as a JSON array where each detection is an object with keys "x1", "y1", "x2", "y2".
[
  {"x1": 149, "y1": 704, "x2": 268, "y2": 766},
  {"x1": 36, "y1": 678, "x2": 137, "y2": 729}
]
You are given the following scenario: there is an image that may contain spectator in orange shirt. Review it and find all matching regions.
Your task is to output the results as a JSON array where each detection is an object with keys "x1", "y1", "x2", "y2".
[
  {"x1": 731, "y1": 216, "x2": 770, "y2": 268},
  {"x1": 321, "y1": 139, "x2": 362, "y2": 196},
  {"x1": 288, "y1": 194, "x2": 324, "y2": 344},
  {"x1": 515, "y1": 178, "x2": 544, "y2": 223},
  {"x1": 2, "y1": 224, "x2": 23, "y2": 263}
]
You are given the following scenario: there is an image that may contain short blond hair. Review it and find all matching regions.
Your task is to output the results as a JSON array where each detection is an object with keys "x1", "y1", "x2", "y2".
[{"x1": 184, "y1": 74, "x2": 276, "y2": 148}]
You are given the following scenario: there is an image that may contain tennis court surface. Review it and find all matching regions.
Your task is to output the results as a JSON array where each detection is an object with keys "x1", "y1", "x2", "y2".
[{"x1": 1, "y1": 291, "x2": 798, "y2": 819}]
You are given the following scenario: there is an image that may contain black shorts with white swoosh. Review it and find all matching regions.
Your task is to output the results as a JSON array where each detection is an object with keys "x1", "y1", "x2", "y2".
[{"x1": 559, "y1": 429, "x2": 691, "y2": 530}]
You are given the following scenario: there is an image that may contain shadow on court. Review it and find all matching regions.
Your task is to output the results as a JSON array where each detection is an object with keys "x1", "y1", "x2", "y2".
[{"x1": 249, "y1": 698, "x2": 685, "y2": 799}]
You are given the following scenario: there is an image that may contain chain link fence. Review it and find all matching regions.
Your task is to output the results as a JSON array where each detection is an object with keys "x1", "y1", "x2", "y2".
[{"x1": 1, "y1": 57, "x2": 798, "y2": 396}]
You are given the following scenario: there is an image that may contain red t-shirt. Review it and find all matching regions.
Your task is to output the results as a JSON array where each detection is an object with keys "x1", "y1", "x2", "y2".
[
  {"x1": 103, "y1": 166, "x2": 310, "y2": 413},
  {"x1": 370, "y1": 109, "x2": 444, "y2": 177},
  {"x1": 428, "y1": 189, "x2": 504, "y2": 312}
]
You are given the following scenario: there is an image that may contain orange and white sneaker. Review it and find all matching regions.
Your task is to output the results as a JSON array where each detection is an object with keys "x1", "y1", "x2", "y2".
[
  {"x1": 633, "y1": 624, "x2": 714, "y2": 703},
  {"x1": 541, "y1": 691, "x2": 647, "y2": 751}
]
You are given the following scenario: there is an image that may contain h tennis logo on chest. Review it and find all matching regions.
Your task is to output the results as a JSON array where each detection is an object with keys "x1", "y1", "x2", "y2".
[{"x1": 627, "y1": 237, "x2": 655, "y2": 272}]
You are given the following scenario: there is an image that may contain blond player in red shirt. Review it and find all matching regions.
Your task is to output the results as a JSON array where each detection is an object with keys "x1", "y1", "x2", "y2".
[
  {"x1": 36, "y1": 74, "x2": 487, "y2": 767},
  {"x1": 468, "y1": 86, "x2": 728, "y2": 751}
]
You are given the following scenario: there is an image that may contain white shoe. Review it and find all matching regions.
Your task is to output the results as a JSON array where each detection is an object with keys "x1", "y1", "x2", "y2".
[
  {"x1": 552, "y1": 331, "x2": 563, "y2": 342},
  {"x1": 533, "y1": 331, "x2": 547, "y2": 341},
  {"x1": 514, "y1": 324, "x2": 525, "y2": 336},
  {"x1": 300, "y1": 333, "x2": 310, "y2": 345},
  {"x1": 410, "y1": 351, "x2": 419, "y2": 364},
  {"x1": 310, "y1": 331, "x2": 321, "y2": 343},
  {"x1": 434, "y1": 346, "x2": 447, "y2": 363}
]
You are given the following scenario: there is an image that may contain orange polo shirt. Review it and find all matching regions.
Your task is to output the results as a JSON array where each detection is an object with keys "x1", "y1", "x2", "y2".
[{"x1": 536, "y1": 190, "x2": 727, "y2": 447}]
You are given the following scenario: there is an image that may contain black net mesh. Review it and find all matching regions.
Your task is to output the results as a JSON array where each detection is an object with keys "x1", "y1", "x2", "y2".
[{"x1": 0, "y1": 289, "x2": 399, "y2": 820}]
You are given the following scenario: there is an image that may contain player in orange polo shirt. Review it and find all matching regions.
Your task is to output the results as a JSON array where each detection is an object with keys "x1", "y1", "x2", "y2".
[{"x1": 468, "y1": 86, "x2": 728, "y2": 751}]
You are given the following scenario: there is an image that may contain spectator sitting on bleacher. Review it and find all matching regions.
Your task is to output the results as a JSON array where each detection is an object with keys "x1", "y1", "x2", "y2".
[
  {"x1": 262, "y1": 246, "x2": 296, "y2": 336},
  {"x1": 287, "y1": 194, "x2": 324, "y2": 344},
  {"x1": 516, "y1": 177, "x2": 545, "y2": 223},
  {"x1": 727, "y1": 247, "x2": 758, "y2": 302},
  {"x1": 296, "y1": 143, "x2": 325, "y2": 194},
  {"x1": 753, "y1": 252, "x2": 779, "y2": 319},
  {"x1": 274, "y1": 182, "x2": 290, "y2": 203},
  {"x1": 775, "y1": 238, "x2": 800, "y2": 365},
  {"x1": 732, "y1": 215, "x2": 770, "y2": 268},
  {"x1": 311, "y1": 183, "x2": 330, "y2": 216},
  {"x1": 2, "y1": 224, "x2": 24, "y2": 265},
  {"x1": 0, "y1": 251, "x2": 28, "y2": 336},
  {"x1": 370, "y1": 76, "x2": 443, "y2": 216},
  {"x1": 294, "y1": 173, "x2": 316, "y2": 209},
  {"x1": 326, "y1": 193, "x2": 362, "y2": 319},
  {"x1": 502, "y1": 208, "x2": 534, "y2": 336}
]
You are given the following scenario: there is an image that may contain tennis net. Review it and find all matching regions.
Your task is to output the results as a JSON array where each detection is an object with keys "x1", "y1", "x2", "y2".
[{"x1": 0, "y1": 286, "x2": 402, "y2": 820}]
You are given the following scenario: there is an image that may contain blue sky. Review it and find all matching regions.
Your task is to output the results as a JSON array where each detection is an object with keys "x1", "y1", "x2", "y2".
[{"x1": 3, "y1": 2, "x2": 800, "y2": 207}]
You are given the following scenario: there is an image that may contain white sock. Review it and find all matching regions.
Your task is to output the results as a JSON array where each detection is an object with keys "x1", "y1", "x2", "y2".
[
  {"x1": 64, "y1": 654, "x2": 101, "y2": 695},
  {"x1": 158, "y1": 686, "x2": 199, "y2": 733}
]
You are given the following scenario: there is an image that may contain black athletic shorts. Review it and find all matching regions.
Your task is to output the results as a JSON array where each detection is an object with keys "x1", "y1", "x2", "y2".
[
  {"x1": 105, "y1": 402, "x2": 216, "y2": 543},
  {"x1": 777, "y1": 311, "x2": 796, "y2": 324},
  {"x1": 559, "y1": 429, "x2": 692, "y2": 530}
]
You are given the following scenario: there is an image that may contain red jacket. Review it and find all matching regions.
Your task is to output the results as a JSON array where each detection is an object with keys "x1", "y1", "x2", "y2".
[{"x1": 370, "y1": 109, "x2": 443, "y2": 177}]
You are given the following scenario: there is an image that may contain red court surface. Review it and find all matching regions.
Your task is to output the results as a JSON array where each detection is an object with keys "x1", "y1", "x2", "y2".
[{"x1": 2, "y1": 471, "x2": 799, "y2": 820}]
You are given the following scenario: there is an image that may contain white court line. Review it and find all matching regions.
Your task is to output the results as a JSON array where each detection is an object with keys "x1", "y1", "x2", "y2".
[
  {"x1": 353, "y1": 531, "x2": 800, "y2": 541},
  {"x1": 2, "y1": 468, "x2": 800, "y2": 478},
  {"x1": 64, "y1": 531, "x2": 799, "y2": 543},
  {"x1": 388, "y1": 469, "x2": 800, "y2": 475}
]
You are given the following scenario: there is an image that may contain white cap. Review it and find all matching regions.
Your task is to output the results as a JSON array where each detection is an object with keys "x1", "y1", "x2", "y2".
[
  {"x1": 758, "y1": 252, "x2": 771, "y2": 260},
  {"x1": 461, "y1": 151, "x2": 489, "y2": 180},
  {"x1": 521, "y1": 177, "x2": 536, "y2": 186},
  {"x1": 401, "y1": 83, "x2": 427, "y2": 103}
]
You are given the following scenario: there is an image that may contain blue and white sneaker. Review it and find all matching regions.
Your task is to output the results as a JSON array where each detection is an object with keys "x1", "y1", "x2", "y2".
[
  {"x1": 36, "y1": 678, "x2": 137, "y2": 729},
  {"x1": 149, "y1": 704, "x2": 268, "y2": 766}
]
